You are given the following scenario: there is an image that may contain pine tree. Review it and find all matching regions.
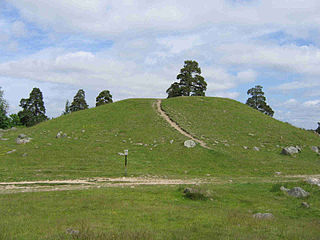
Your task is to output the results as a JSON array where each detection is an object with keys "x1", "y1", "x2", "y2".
[
  {"x1": 96, "y1": 90, "x2": 113, "y2": 107},
  {"x1": 246, "y1": 85, "x2": 274, "y2": 117},
  {"x1": 62, "y1": 100, "x2": 71, "y2": 115},
  {"x1": 166, "y1": 60, "x2": 207, "y2": 98},
  {"x1": 18, "y1": 88, "x2": 48, "y2": 127},
  {"x1": 70, "y1": 89, "x2": 88, "y2": 112}
]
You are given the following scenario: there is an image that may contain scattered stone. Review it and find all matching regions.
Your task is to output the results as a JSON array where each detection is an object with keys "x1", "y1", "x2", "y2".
[
  {"x1": 66, "y1": 228, "x2": 80, "y2": 236},
  {"x1": 7, "y1": 149, "x2": 16, "y2": 154},
  {"x1": 118, "y1": 152, "x2": 124, "y2": 156},
  {"x1": 224, "y1": 143, "x2": 230, "y2": 147},
  {"x1": 206, "y1": 174, "x2": 211, "y2": 177},
  {"x1": 184, "y1": 140, "x2": 196, "y2": 148},
  {"x1": 144, "y1": 144, "x2": 148, "y2": 147},
  {"x1": 22, "y1": 153, "x2": 28, "y2": 157},
  {"x1": 253, "y1": 146, "x2": 260, "y2": 151},
  {"x1": 134, "y1": 143, "x2": 143, "y2": 146},
  {"x1": 287, "y1": 187, "x2": 309, "y2": 198},
  {"x1": 214, "y1": 140, "x2": 219, "y2": 144},
  {"x1": 253, "y1": 213, "x2": 274, "y2": 219},
  {"x1": 275, "y1": 172, "x2": 282, "y2": 175},
  {"x1": 170, "y1": 140, "x2": 174, "y2": 144},
  {"x1": 280, "y1": 186, "x2": 289, "y2": 192},
  {"x1": 81, "y1": 129, "x2": 85, "y2": 133},
  {"x1": 63, "y1": 133, "x2": 67, "y2": 138},
  {"x1": 1, "y1": 138, "x2": 8, "y2": 141},
  {"x1": 16, "y1": 134, "x2": 31, "y2": 144},
  {"x1": 56, "y1": 131, "x2": 63, "y2": 138},
  {"x1": 248, "y1": 133, "x2": 255, "y2": 136},
  {"x1": 281, "y1": 146, "x2": 300, "y2": 155},
  {"x1": 301, "y1": 202, "x2": 310, "y2": 208},
  {"x1": 228, "y1": 179, "x2": 233, "y2": 183},
  {"x1": 311, "y1": 146, "x2": 319, "y2": 154},
  {"x1": 47, "y1": 143, "x2": 52, "y2": 146},
  {"x1": 306, "y1": 178, "x2": 320, "y2": 187},
  {"x1": 122, "y1": 140, "x2": 126, "y2": 143}
]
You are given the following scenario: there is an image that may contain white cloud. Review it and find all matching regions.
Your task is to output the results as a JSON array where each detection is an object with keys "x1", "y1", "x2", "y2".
[{"x1": 303, "y1": 99, "x2": 320, "y2": 107}]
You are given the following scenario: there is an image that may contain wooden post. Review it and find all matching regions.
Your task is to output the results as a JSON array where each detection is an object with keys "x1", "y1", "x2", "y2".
[{"x1": 124, "y1": 150, "x2": 128, "y2": 176}]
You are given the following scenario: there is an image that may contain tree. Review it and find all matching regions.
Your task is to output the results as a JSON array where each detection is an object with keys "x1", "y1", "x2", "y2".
[
  {"x1": 316, "y1": 122, "x2": 320, "y2": 134},
  {"x1": 0, "y1": 87, "x2": 10, "y2": 129},
  {"x1": 166, "y1": 60, "x2": 207, "y2": 98},
  {"x1": 62, "y1": 100, "x2": 71, "y2": 115},
  {"x1": 18, "y1": 88, "x2": 48, "y2": 127},
  {"x1": 69, "y1": 89, "x2": 88, "y2": 112},
  {"x1": 246, "y1": 85, "x2": 274, "y2": 117},
  {"x1": 96, "y1": 90, "x2": 113, "y2": 107}
]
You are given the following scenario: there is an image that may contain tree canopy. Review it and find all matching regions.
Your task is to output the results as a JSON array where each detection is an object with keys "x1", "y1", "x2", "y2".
[
  {"x1": 18, "y1": 87, "x2": 48, "y2": 127},
  {"x1": 166, "y1": 60, "x2": 207, "y2": 98},
  {"x1": 246, "y1": 85, "x2": 274, "y2": 117},
  {"x1": 96, "y1": 90, "x2": 113, "y2": 107},
  {"x1": 70, "y1": 89, "x2": 88, "y2": 112}
]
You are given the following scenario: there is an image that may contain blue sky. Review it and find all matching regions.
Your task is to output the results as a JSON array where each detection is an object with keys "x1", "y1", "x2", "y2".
[{"x1": 0, "y1": 0, "x2": 320, "y2": 129}]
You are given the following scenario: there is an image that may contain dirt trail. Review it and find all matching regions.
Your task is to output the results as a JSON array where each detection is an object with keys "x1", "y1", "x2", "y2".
[
  {"x1": 0, "y1": 174, "x2": 318, "y2": 194},
  {"x1": 156, "y1": 99, "x2": 211, "y2": 149}
]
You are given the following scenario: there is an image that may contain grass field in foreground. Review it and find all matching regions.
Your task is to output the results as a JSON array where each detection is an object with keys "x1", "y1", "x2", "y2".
[{"x1": 0, "y1": 181, "x2": 319, "y2": 239}]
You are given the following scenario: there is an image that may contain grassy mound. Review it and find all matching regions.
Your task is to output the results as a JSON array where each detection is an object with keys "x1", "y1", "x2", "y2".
[{"x1": 0, "y1": 97, "x2": 319, "y2": 181}]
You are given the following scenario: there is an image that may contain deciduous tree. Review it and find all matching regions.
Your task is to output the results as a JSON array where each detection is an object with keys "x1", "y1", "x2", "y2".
[{"x1": 96, "y1": 90, "x2": 113, "y2": 107}]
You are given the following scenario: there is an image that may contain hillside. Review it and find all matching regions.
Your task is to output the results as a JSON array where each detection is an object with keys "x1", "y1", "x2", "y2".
[{"x1": 0, "y1": 97, "x2": 319, "y2": 182}]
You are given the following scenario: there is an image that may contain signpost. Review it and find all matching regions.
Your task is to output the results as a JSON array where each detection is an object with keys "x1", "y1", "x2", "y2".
[{"x1": 124, "y1": 150, "x2": 128, "y2": 176}]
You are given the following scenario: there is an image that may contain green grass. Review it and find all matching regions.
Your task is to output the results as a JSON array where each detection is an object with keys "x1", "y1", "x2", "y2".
[
  {"x1": 162, "y1": 96, "x2": 320, "y2": 176},
  {"x1": 0, "y1": 182, "x2": 319, "y2": 239},
  {"x1": 0, "y1": 97, "x2": 320, "y2": 181}
]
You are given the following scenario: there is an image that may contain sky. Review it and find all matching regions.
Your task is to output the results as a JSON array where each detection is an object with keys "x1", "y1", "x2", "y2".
[{"x1": 0, "y1": 0, "x2": 320, "y2": 129}]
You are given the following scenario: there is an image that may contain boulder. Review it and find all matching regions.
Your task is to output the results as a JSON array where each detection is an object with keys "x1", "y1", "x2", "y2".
[
  {"x1": 253, "y1": 213, "x2": 274, "y2": 219},
  {"x1": 281, "y1": 146, "x2": 299, "y2": 155},
  {"x1": 184, "y1": 140, "x2": 196, "y2": 148},
  {"x1": 311, "y1": 146, "x2": 319, "y2": 154},
  {"x1": 287, "y1": 187, "x2": 309, "y2": 198},
  {"x1": 16, "y1": 134, "x2": 31, "y2": 144}
]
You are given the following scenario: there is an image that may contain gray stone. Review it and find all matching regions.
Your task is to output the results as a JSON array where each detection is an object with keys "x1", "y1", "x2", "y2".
[
  {"x1": 311, "y1": 146, "x2": 319, "y2": 154},
  {"x1": 281, "y1": 146, "x2": 299, "y2": 155},
  {"x1": 253, "y1": 146, "x2": 260, "y2": 151},
  {"x1": 66, "y1": 228, "x2": 80, "y2": 236},
  {"x1": 287, "y1": 187, "x2": 309, "y2": 198},
  {"x1": 184, "y1": 140, "x2": 196, "y2": 148},
  {"x1": 18, "y1": 134, "x2": 27, "y2": 139},
  {"x1": 7, "y1": 149, "x2": 16, "y2": 154},
  {"x1": 280, "y1": 186, "x2": 289, "y2": 192},
  {"x1": 243, "y1": 146, "x2": 248, "y2": 149},
  {"x1": 16, "y1": 134, "x2": 31, "y2": 144},
  {"x1": 22, "y1": 153, "x2": 28, "y2": 157},
  {"x1": 275, "y1": 172, "x2": 282, "y2": 175},
  {"x1": 253, "y1": 213, "x2": 274, "y2": 219},
  {"x1": 295, "y1": 146, "x2": 302, "y2": 152},
  {"x1": 170, "y1": 140, "x2": 174, "y2": 144},
  {"x1": 118, "y1": 152, "x2": 124, "y2": 156},
  {"x1": 56, "y1": 131, "x2": 63, "y2": 138},
  {"x1": 306, "y1": 178, "x2": 320, "y2": 187},
  {"x1": 248, "y1": 133, "x2": 255, "y2": 136},
  {"x1": 301, "y1": 202, "x2": 310, "y2": 208}
]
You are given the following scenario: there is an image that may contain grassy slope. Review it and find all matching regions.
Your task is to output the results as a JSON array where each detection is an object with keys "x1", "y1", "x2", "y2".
[
  {"x1": 162, "y1": 96, "x2": 320, "y2": 176},
  {"x1": 0, "y1": 99, "x2": 223, "y2": 181}
]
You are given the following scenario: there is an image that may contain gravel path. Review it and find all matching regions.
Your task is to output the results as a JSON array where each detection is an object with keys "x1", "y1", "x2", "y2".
[{"x1": 156, "y1": 99, "x2": 211, "y2": 149}]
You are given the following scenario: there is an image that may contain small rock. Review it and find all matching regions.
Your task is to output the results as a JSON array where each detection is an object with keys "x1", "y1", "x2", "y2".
[
  {"x1": 206, "y1": 174, "x2": 211, "y2": 177},
  {"x1": 16, "y1": 138, "x2": 31, "y2": 144},
  {"x1": 301, "y1": 202, "x2": 310, "y2": 208},
  {"x1": 281, "y1": 146, "x2": 299, "y2": 155},
  {"x1": 1, "y1": 138, "x2": 9, "y2": 141},
  {"x1": 56, "y1": 131, "x2": 63, "y2": 138},
  {"x1": 243, "y1": 146, "x2": 248, "y2": 149},
  {"x1": 18, "y1": 134, "x2": 27, "y2": 139},
  {"x1": 81, "y1": 129, "x2": 85, "y2": 133},
  {"x1": 306, "y1": 178, "x2": 320, "y2": 187},
  {"x1": 47, "y1": 143, "x2": 52, "y2": 146},
  {"x1": 118, "y1": 152, "x2": 124, "y2": 156},
  {"x1": 63, "y1": 133, "x2": 67, "y2": 138},
  {"x1": 248, "y1": 133, "x2": 255, "y2": 136},
  {"x1": 253, "y1": 213, "x2": 274, "y2": 219},
  {"x1": 184, "y1": 140, "x2": 196, "y2": 148},
  {"x1": 214, "y1": 140, "x2": 219, "y2": 144},
  {"x1": 280, "y1": 186, "x2": 289, "y2": 192},
  {"x1": 22, "y1": 153, "x2": 28, "y2": 157},
  {"x1": 7, "y1": 149, "x2": 16, "y2": 154},
  {"x1": 228, "y1": 179, "x2": 233, "y2": 183},
  {"x1": 275, "y1": 172, "x2": 282, "y2": 175},
  {"x1": 135, "y1": 143, "x2": 143, "y2": 146},
  {"x1": 253, "y1": 146, "x2": 260, "y2": 151},
  {"x1": 287, "y1": 187, "x2": 309, "y2": 198},
  {"x1": 170, "y1": 140, "x2": 174, "y2": 144},
  {"x1": 311, "y1": 146, "x2": 319, "y2": 154},
  {"x1": 122, "y1": 140, "x2": 126, "y2": 143},
  {"x1": 66, "y1": 228, "x2": 80, "y2": 236},
  {"x1": 224, "y1": 143, "x2": 230, "y2": 147}
]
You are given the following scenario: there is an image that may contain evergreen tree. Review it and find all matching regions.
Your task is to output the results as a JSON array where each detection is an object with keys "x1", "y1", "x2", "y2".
[
  {"x1": 0, "y1": 87, "x2": 9, "y2": 129},
  {"x1": 246, "y1": 85, "x2": 274, "y2": 117},
  {"x1": 18, "y1": 88, "x2": 48, "y2": 127},
  {"x1": 166, "y1": 60, "x2": 207, "y2": 98},
  {"x1": 70, "y1": 89, "x2": 88, "y2": 112},
  {"x1": 316, "y1": 122, "x2": 320, "y2": 134},
  {"x1": 96, "y1": 90, "x2": 113, "y2": 107},
  {"x1": 62, "y1": 100, "x2": 71, "y2": 115}
]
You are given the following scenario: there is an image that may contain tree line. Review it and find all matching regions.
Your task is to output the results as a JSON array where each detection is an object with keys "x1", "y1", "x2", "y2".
[
  {"x1": 0, "y1": 59, "x2": 276, "y2": 129},
  {"x1": 0, "y1": 88, "x2": 113, "y2": 128}
]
